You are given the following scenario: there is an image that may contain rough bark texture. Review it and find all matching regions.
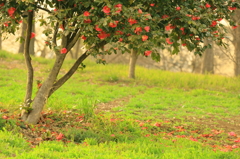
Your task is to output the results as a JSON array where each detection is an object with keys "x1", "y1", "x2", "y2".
[
  {"x1": 21, "y1": 12, "x2": 34, "y2": 121},
  {"x1": 128, "y1": 49, "x2": 138, "y2": 78},
  {"x1": 233, "y1": 10, "x2": 240, "y2": 76},
  {"x1": 202, "y1": 39, "x2": 214, "y2": 74},
  {"x1": 18, "y1": 21, "x2": 27, "y2": 53},
  {"x1": 26, "y1": 54, "x2": 67, "y2": 124}
]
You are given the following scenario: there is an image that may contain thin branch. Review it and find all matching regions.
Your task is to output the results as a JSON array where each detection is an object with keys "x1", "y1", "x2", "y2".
[{"x1": 36, "y1": 6, "x2": 52, "y2": 14}]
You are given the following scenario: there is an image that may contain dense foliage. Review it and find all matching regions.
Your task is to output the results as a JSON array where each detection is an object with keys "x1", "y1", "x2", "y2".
[{"x1": 0, "y1": 0, "x2": 239, "y2": 60}]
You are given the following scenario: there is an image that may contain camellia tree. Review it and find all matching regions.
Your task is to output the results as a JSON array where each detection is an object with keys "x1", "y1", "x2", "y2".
[{"x1": 0, "y1": 0, "x2": 239, "y2": 124}]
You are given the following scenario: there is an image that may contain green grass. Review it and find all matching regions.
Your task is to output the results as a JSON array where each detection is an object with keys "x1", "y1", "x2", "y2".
[{"x1": 0, "y1": 50, "x2": 240, "y2": 158}]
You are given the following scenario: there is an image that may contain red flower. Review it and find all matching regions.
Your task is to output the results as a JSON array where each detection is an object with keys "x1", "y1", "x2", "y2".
[
  {"x1": 56, "y1": 133, "x2": 64, "y2": 140},
  {"x1": 115, "y1": 30, "x2": 124, "y2": 35},
  {"x1": 205, "y1": 3, "x2": 211, "y2": 8},
  {"x1": 128, "y1": 18, "x2": 137, "y2": 25},
  {"x1": 144, "y1": 50, "x2": 152, "y2": 56},
  {"x1": 60, "y1": 48, "x2": 68, "y2": 54},
  {"x1": 134, "y1": 27, "x2": 142, "y2": 34},
  {"x1": 119, "y1": 38, "x2": 123, "y2": 42},
  {"x1": 182, "y1": 43, "x2": 187, "y2": 46},
  {"x1": 108, "y1": 21, "x2": 118, "y2": 28},
  {"x1": 30, "y1": 32, "x2": 35, "y2": 39},
  {"x1": 210, "y1": 21, "x2": 217, "y2": 27},
  {"x1": 218, "y1": 18, "x2": 223, "y2": 21},
  {"x1": 228, "y1": 132, "x2": 237, "y2": 137},
  {"x1": 81, "y1": 35, "x2": 87, "y2": 40},
  {"x1": 176, "y1": 6, "x2": 181, "y2": 10},
  {"x1": 144, "y1": 26, "x2": 150, "y2": 32},
  {"x1": 232, "y1": 25, "x2": 238, "y2": 29},
  {"x1": 229, "y1": 6, "x2": 236, "y2": 10},
  {"x1": 138, "y1": 9, "x2": 143, "y2": 14},
  {"x1": 150, "y1": 4, "x2": 155, "y2": 7},
  {"x1": 153, "y1": 122, "x2": 161, "y2": 127},
  {"x1": 162, "y1": 15, "x2": 169, "y2": 19},
  {"x1": 2, "y1": 115, "x2": 8, "y2": 119},
  {"x1": 59, "y1": 24, "x2": 64, "y2": 30},
  {"x1": 114, "y1": 4, "x2": 122, "y2": 13},
  {"x1": 142, "y1": 35, "x2": 148, "y2": 41},
  {"x1": 95, "y1": 25, "x2": 103, "y2": 32},
  {"x1": 192, "y1": 16, "x2": 200, "y2": 20},
  {"x1": 97, "y1": 31, "x2": 110, "y2": 39},
  {"x1": 166, "y1": 38, "x2": 173, "y2": 44},
  {"x1": 165, "y1": 24, "x2": 172, "y2": 31},
  {"x1": 83, "y1": 11, "x2": 90, "y2": 17},
  {"x1": 84, "y1": 19, "x2": 92, "y2": 23},
  {"x1": 102, "y1": 6, "x2": 111, "y2": 14},
  {"x1": 8, "y1": 7, "x2": 16, "y2": 17}
]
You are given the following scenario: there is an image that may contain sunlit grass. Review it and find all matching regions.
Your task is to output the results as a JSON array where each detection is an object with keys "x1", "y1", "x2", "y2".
[{"x1": 0, "y1": 51, "x2": 240, "y2": 158}]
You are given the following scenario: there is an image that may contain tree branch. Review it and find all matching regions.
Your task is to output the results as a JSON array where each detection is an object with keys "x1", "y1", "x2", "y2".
[
  {"x1": 22, "y1": 11, "x2": 34, "y2": 119},
  {"x1": 48, "y1": 51, "x2": 90, "y2": 97}
]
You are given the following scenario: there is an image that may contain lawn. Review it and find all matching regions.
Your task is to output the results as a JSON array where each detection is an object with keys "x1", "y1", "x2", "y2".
[{"x1": 0, "y1": 50, "x2": 240, "y2": 158}]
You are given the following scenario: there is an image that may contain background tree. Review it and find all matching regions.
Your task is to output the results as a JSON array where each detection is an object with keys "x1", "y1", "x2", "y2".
[
  {"x1": 202, "y1": 39, "x2": 214, "y2": 74},
  {"x1": 0, "y1": 0, "x2": 239, "y2": 124}
]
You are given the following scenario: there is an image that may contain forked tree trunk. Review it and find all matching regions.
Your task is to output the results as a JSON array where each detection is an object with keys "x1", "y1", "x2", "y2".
[
  {"x1": 202, "y1": 39, "x2": 214, "y2": 74},
  {"x1": 128, "y1": 49, "x2": 138, "y2": 78}
]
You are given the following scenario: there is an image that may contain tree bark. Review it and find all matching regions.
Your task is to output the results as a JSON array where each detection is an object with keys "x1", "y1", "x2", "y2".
[
  {"x1": 18, "y1": 21, "x2": 27, "y2": 54},
  {"x1": 128, "y1": 49, "x2": 138, "y2": 78},
  {"x1": 202, "y1": 39, "x2": 214, "y2": 74},
  {"x1": 233, "y1": 10, "x2": 240, "y2": 76},
  {"x1": 21, "y1": 12, "x2": 34, "y2": 121}
]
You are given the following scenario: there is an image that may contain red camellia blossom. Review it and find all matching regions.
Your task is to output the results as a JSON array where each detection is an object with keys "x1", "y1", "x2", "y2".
[
  {"x1": 95, "y1": 25, "x2": 103, "y2": 32},
  {"x1": 153, "y1": 122, "x2": 161, "y2": 127},
  {"x1": 97, "y1": 31, "x2": 110, "y2": 39},
  {"x1": 56, "y1": 133, "x2": 64, "y2": 140},
  {"x1": 150, "y1": 3, "x2": 155, "y2": 7},
  {"x1": 83, "y1": 11, "x2": 90, "y2": 17},
  {"x1": 176, "y1": 6, "x2": 181, "y2": 10},
  {"x1": 84, "y1": 19, "x2": 92, "y2": 23},
  {"x1": 166, "y1": 38, "x2": 173, "y2": 44},
  {"x1": 165, "y1": 24, "x2": 173, "y2": 31},
  {"x1": 228, "y1": 131, "x2": 237, "y2": 137},
  {"x1": 205, "y1": 3, "x2": 211, "y2": 8},
  {"x1": 114, "y1": 4, "x2": 122, "y2": 13},
  {"x1": 119, "y1": 38, "x2": 123, "y2": 42},
  {"x1": 162, "y1": 15, "x2": 169, "y2": 19},
  {"x1": 109, "y1": 21, "x2": 118, "y2": 28},
  {"x1": 210, "y1": 21, "x2": 217, "y2": 27},
  {"x1": 182, "y1": 43, "x2": 187, "y2": 46},
  {"x1": 134, "y1": 27, "x2": 142, "y2": 34},
  {"x1": 138, "y1": 9, "x2": 143, "y2": 14},
  {"x1": 192, "y1": 16, "x2": 200, "y2": 20},
  {"x1": 102, "y1": 6, "x2": 111, "y2": 14},
  {"x1": 128, "y1": 18, "x2": 137, "y2": 25},
  {"x1": 81, "y1": 35, "x2": 87, "y2": 40},
  {"x1": 229, "y1": 6, "x2": 237, "y2": 10},
  {"x1": 8, "y1": 7, "x2": 16, "y2": 17},
  {"x1": 60, "y1": 48, "x2": 68, "y2": 54},
  {"x1": 144, "y1": 26, "x2": 150, "y2": 32},
  {"x1": 115, "y1": 30, "x2": 124, "y2": 35},
  {"x1": 30, "y1": 32, "x2": 35, "y2": 39},
  {"x1": 232, "y1": 25, "x2": 238, "y2": 29},
  {"x1": 142, "y1": 35, "x2": 148, "y2": 41},
  {"x1": 144, "y1": 50, "x2": 152, "y2": 56}
]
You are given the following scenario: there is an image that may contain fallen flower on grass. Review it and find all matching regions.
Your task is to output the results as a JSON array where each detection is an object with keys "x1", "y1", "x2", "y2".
[
  {"x1": 56, "y1": 133, "x2": 64, "y2": 140},
  {"x1": 228, "y1": 131, "x2": 237, "y2": 137}
]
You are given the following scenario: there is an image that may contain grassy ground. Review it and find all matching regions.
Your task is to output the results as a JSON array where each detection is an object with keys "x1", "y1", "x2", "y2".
[{"x1": 0, "y1": 50, "x2": 240, "y2": 158}]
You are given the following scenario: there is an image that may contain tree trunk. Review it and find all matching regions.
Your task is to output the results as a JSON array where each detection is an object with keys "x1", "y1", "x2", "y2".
[
  {"x1": 18, "y1": 21, "x2": 27, "y2": 54},
  {"x1": 233, "y1": 10, "x2": 240, "y2": 76},
  {"x1": 21, "y1": 12, "x2": 34, "y2": 121},
  {"x1": 202, "y1": 39, "x2": 214, "y2": 74},
  {"x1": 25, "y1": 54, "x2": 66, "y2": 124},
  {"x1": 128, "y1": 49, "x2": 138, "y2": 78},
  {"x1": 29, "y1": 15, "x2": 35, "y2": 55}
]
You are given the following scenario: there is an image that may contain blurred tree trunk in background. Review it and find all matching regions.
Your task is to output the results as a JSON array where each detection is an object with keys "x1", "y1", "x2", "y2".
[
  {"x1": 233, "y1": 10, "x2": 240, "y2": 76},
  {"x1": 128, "y1": 49, "x2": 138, "y2": 78},
  {"x1": 202, "y1": 39, "x2": 214, "y2": 74}
]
